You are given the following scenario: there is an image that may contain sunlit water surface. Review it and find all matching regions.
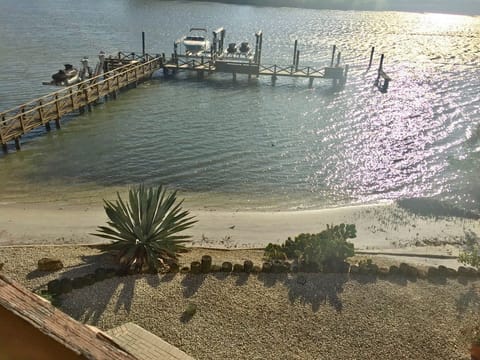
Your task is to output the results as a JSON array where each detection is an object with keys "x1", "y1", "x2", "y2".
[{"x1": 0, "y1": 1, "x2": 479, "y2": 210}]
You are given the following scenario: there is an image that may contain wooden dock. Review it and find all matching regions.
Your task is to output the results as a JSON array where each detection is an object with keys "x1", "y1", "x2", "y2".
[
  {"x1": 0, "y1": 31, "x2": 365, "y2": 154},
  {"x1": 0, "y1": 53, "x2": 162, "y2": 152}
]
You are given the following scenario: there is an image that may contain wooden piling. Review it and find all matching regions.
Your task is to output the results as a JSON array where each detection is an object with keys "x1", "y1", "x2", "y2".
[
  {"x1": 14, "y1": 137, "x2": 20, "y2": 151},
  {"x1": 1, "y1": 144, "x2": 7, "y2": 154},
  {"x1": 336, "y1": 52, "x2": 341, "y2": 67},
  {"x1": 379, "y1": 54, "x2": 384, "y2": 72},
  {"x1": 295, "y1": 50, "x2": 300, "y2": 71},
  {"x1": 330, "y1": 45, "x2": 336, "y2": 67},
  {"x1": 308, "y1": 77, "x2": 314, "y2": 88},
  {"x1": 368, "y1": 46, "x2": 375, "y2": 69},
  {"x1": 142, "y1": 31, "x2": 145, "y2": 57},
  {"x1": 293, "y1": 40, "x2": 298, "y2": 66}
]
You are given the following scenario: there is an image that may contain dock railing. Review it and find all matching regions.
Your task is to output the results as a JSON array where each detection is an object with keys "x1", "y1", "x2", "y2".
[{"x1": 0, "y1": 54, "x2": 162, "y2": 151}]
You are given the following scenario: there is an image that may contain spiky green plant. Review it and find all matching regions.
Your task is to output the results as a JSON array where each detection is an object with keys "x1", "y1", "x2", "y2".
[{"x1": 93, "y1": 185, "x2": 197, "y2": 273}]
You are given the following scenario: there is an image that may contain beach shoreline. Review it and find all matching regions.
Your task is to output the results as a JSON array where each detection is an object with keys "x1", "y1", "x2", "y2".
[{"x1": 1, "y1": 199, "x2": 478, "y2": 268}]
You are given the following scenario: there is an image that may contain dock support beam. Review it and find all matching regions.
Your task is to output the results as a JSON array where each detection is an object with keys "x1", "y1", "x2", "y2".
[
  {"x1": 14, "y1": 138, "x2": 20, "y2": 151},
  {"x1": 308, "y1": 77, "x2": 314, "y2": 88},
  {"x1": 2, "y1": 144, "x2": 7, "y2": 154},
  {"x1": 45, "y1": 122, "x2": 51, "y2": 131}
]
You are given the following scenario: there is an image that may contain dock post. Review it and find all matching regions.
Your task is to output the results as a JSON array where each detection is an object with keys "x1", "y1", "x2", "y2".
[
  {"x1": 45, "y1": 122, "x2": 51, "y2": 131},
  {"x1": 1, "y1": 143, "x2": 7, "y2": 154},
  {"x1": 330, "y1": 45, "x2": 336, "y2": 67},
  {"x1": 272, "y1": 64, "x2": 277, "y2": 85},
  {"x1": 308, "y1": 77, "x2": 314, "y2": 88},
  {"x1": 336, "y1": 52, "x2": 341, "y2": 67},
  {"x1": 197, "y1": 70, "x2": 204, "y2": 80},
  {"x1": 368, "y1": 46, "x2": 375, "y2": 69},
  {"x1": 295, "y1": 50, "x2": 300, "y2": 71},
  {"x1": 14, "y1": 137, "x2": 20, "y2": 151},
  {"x1": 293, "y1": 40, "x2": 298, "y2": 66},
  {"x1": 342, "y1": 64, "x2": 349, "y2": 85},
  {"x1": 142, "y1": 31, "x2": 145, "y2": 57},
  {"x1": 378, "y1": 54, "x2": 384, "y2": 72},
  {"x1": 382, "y1": 78, "x2": 390, "y2": 92}
]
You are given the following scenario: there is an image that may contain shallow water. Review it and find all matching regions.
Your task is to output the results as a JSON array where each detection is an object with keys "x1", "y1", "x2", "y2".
[{"x1": 0, "y1": 1, "x2": 479, "y2": 210}]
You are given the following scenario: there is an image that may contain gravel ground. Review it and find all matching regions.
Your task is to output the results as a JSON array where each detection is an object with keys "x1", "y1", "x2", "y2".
[{"x1": 1, "y1": 245, "x2": 479, "y2": 359}]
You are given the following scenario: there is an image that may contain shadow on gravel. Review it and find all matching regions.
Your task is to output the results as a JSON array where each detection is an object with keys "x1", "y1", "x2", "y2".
[
  {"x1": 456, "y1": 284, "x2": 480, "y2": 317},
  {"x1": 181, "y1": 273, "x2": 207, "y2": 298},
  {"x1": 285, "y1": 273, "x2": 348, "y2": 312}
]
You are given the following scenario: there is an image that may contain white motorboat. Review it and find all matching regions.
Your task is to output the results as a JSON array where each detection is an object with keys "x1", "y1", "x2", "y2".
[{"x1": 182, "y1": 28, "x2": 210, "y2": 55}]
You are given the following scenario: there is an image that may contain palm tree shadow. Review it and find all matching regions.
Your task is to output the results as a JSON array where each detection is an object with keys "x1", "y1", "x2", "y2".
[{"x1": 285, "y1": 273, "x2": 348, "y2": 312}]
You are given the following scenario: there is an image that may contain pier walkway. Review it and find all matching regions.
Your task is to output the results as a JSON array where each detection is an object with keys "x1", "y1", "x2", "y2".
[{"x1": 0, "y1": 53, "x2": 162, "y2": 152}]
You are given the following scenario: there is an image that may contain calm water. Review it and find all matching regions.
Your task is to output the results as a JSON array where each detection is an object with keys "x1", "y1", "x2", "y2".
[{"x1": 0, "y1": 0, "x2": 479, "y2": 210}]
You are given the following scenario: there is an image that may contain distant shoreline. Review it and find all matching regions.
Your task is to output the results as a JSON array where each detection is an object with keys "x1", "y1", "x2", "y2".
[{"x1": 190, "y1": 0, "x2": 479, "y2": 16}]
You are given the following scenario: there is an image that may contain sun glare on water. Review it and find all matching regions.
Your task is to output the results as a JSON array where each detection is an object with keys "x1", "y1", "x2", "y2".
[{"x1": 420, "y1": 12, "x2": 475, "y2": 32}]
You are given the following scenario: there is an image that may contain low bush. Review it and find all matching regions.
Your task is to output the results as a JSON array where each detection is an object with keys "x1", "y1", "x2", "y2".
[{"x1": 264, "y1": 224, "x2": 356, "y2": 272}]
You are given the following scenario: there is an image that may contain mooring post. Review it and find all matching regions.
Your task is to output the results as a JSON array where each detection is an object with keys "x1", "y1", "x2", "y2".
[
  {"x1": 336, "y1": 52, "x2": 341, "y2": 67},
  {"x1": 378, "y1": 54, "x2": 384, "y2": 72},
  {"x1": 272, "y1": 64, "x2": 277, "y2": 85},
  {"x1": 293, "y1": 40, "x2": 298, "y2": 66},
  {"x1": 14, "y1": 137, "x2": 20, "y2": 151},
  {"x1": 142, "y1": 31, "x2": 145, "y2": 57},
  {"x1": 342, "y1": 64, "x2": 349, "y2": 85},
  {"x1": 330, "y1": 45, "x2": 336, "y2": 67},
  {"x1": 308, "y1": 77, "x2": 314, "y2": 88},
  {"x1": 295, "y1": 50, "x2": 300, "y2": 71},
  {"x1": 382, "y1": 78, "x2": 390, "y2": 92},
  {"x1": 368, "y1": 46, "x2": 375, "y2": 69}
]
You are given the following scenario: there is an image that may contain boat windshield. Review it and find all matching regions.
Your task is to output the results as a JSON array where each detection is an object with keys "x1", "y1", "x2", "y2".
[{"x1": 185, "y1": 36, "x2": 205, "y2": 41}]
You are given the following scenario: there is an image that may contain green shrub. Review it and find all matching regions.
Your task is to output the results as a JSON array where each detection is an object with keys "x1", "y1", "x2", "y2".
[
  {"x1": 93, "y1": 184, "x2": 197, "y2": 273},
  {"x1": 264, "y1": 224, "x2": 356, "y2": 271},
  {"x1": 458, "y1": 232, "x2": 480, "y2": 270}
]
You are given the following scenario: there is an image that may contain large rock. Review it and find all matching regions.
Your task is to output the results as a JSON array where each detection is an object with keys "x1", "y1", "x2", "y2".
[
  {"x1": 38, "y1": 258, "x2": 63, "y2": 272},
  {"x1": 0, "y1": 263, "x2": 4, "y2": 271}
]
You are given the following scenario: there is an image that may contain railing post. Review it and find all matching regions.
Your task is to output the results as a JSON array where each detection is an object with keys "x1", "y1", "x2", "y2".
[
  {"x1": 0, "y1": 115, "x2": 6, "y2": 153},
  {"x1": 69, "y1": 88, "x2": 75, "y2": 109},
  {"x1": 54, "y1": 94, "x2": 61, "y2": 129},
  {"x1": 19, "y1": 107, "x2": 25, "y2": 133}
]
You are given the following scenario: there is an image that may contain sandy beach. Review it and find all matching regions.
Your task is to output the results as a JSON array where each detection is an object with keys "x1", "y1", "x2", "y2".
[{"x1": 0, "y1": 199, "x2": 478, "y2": 267}]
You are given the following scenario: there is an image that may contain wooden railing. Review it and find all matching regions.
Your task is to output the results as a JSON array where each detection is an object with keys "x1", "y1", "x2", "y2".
[
  {"x1": 0, "y1": 55, "x2": 162, "y2": 151},
  {"x1": 259, "y1": 64, "x2": 325, "y2": 78}
]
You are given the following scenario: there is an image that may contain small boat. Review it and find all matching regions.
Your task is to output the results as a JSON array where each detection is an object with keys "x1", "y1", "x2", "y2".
[
  {"x1": 50, "y1": 64, "x2": 80, "y2": 86},
  {"x1": 183, "y1": 28, "x2": 210, "y2": 56},
  {"x1": 238, "y1": 42, "x2": 251, "y2": 56}
]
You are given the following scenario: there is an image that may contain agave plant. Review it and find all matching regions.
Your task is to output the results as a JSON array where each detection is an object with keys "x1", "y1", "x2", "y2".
[{"x1": 93, "y1": 185, "x2": 197, "y2": 273}]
